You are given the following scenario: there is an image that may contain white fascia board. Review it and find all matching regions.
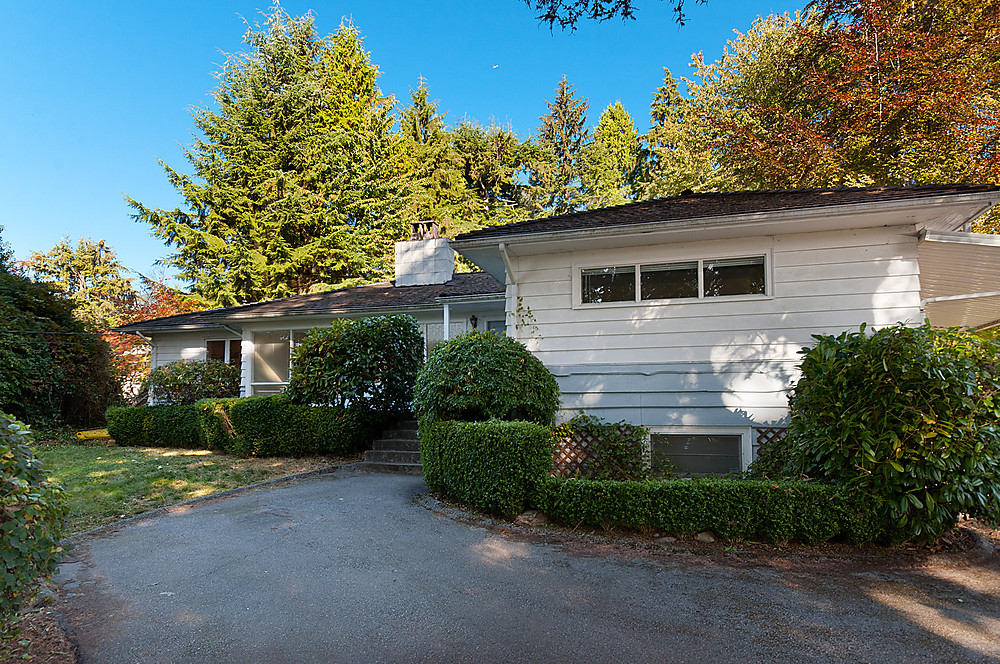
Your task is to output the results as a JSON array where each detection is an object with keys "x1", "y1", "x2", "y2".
[
  {"x1": 434, "y1": 293, "x2": 506, "y2": 304},
  {"x1": 920, "y1": 230, "x2": 1000, "y2": 247},
  {"x1": 211, "y1": 304, "x2": 447, "y2": 323}
]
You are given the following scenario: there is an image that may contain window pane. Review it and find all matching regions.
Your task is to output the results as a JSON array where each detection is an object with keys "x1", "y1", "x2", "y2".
[
  {"x1": 206, "y1": 340, "x2": 225, "y2": 362},
  {"x1": 640, "y1": 262, "x2": 698, "y2": 300},
  {"x1": 581, "y1": 266, "x2": 635, "y2": 303},
  {"x1": 253, "y1": 331, "x2": 290, "y2": 383},
  {"x1": 651, "y1": 434, "x2": 742, "y2": 476},
  {"x1": 486, "y1": 320, "x2": 506, "y2": 336},
  {"x1": 703, "y1": 256, "x2": 765, "y2": 297},
  {"x1": 228, "y1": 340, "x2": 242, "y2": 368}
]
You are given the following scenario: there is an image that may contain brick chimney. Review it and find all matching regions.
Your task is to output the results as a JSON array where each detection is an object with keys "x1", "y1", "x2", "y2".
[{"x1": 394, "y1": 221, "x2": 455, "y2": 286}]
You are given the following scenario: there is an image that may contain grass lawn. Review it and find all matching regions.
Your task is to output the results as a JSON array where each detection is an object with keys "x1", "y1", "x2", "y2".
[{"x1": 35, "y1": 441, "x2": 360, "y2": 535}]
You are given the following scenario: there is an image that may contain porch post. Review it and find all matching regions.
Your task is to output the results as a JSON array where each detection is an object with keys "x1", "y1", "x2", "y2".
[{"x1": 443, "y1": 303, "x2": 451, "y2": 341}]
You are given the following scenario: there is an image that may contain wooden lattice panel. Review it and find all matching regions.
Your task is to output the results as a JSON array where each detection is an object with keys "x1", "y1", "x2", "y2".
[
  {"x1": 551, "y1": 425, "x2": 645, "y2": 478},
  {"x1": 754, "y1": 426, "x2": 788, "y2": 450}
]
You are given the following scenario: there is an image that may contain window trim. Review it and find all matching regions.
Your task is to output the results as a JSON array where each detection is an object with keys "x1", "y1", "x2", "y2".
[
  {"x1": 250, "y1": 328, "x2": 309, "y2": 393},
  {"x1": 574, "y1": 250, "x2": 773, "y2": 309},
  {"x1": 206, "y1": 338, "x2": 242, "y2": 366},
  {"x1": 647, "y1": 425, "x2": 754, "y2": 473}
]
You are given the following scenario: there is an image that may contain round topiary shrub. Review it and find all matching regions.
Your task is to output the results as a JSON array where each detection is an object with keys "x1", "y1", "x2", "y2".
[
  {"x1": 1, "y1": 412, "x2": 67, "y2": 634},
  {"x1": 412, "y1": 332, "x2": 560, "y2": 425},
  {"x1": 787, "y1": 323, "x2": 1000, "y2": 541},
  {"x1": 140, "y1": 359, "x2": 241, "y2": 406}
]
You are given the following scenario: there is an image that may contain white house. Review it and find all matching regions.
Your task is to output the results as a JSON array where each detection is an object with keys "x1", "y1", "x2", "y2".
[
  {"x1": 120, "y1": 185, "x2": 1000, "y2": 474},
  {"x1": 451, "y1": 184, "x2": 1000, "y2": 473}
]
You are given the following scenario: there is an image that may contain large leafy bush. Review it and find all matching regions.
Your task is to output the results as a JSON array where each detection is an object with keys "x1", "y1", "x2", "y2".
[
  {"x1": 0, "y1": 270, "x2": 119, "y2": 428},
  {"x1": 786, "y1": 323, "x2": 1000, "y2": 540},
  {"x1": 413, "y1": 332, "x2": 560, "y2": 424},
  {"x1": 1, "y1": 412, "x2": 67, "y2": 634},
  {"x1": 140, "y1": 359, "x2": 240, "y2": 406},
  {"x1": 288, "y1": 315, "x2": 423, "y2": 414}
]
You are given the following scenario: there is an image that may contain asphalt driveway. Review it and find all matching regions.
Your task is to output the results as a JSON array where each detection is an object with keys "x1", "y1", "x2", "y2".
[{"x1": 54, "y1": 467, "x2": 1000, "y2": 663}]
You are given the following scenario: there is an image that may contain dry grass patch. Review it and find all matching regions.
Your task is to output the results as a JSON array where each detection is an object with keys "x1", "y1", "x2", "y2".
[{"x1": 35, "y1": 442, "x2": 360, "y2": 535}]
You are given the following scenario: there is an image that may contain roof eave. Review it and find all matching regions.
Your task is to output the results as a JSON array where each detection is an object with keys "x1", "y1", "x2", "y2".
[{"x1": 452, "y1": 192, "x2": 1000, "y2": 250}]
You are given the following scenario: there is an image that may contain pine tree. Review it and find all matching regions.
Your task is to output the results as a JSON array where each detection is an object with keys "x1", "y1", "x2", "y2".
[
  {"x1": 635, "y1": 68, "x2": 723, "y2": 199},
  {"x1": 400, "y1": 79, "x2": 469, "y2": 235},
  {"x1": 451, "y1": 121, "x2": 535, "y2": 233},
  {"x1": 25, "y1": 237, "x2": 136, "y2": 331},
  {"x1": 528, "y1": 77, "x2": 590, "y2": 216},
  {"x1": 128, "y1": 10, "x2": 412, "y2": 305},
  {"x1": 580, "y1": 102, "x2": 639, "y2": 208}
]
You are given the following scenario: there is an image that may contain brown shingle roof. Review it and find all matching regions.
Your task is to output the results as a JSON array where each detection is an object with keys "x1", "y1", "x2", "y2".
[
  {"x1": 117, "y1": 272, "x2": 504, "y2": 333},
  {"x1": 455, "y1": 184, "x2": 1000, "y2": 242}
]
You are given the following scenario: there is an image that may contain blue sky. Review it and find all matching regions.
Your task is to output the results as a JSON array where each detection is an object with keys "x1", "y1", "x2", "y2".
[{"x1": 1, "y1": 0, "x2": 799, "y2": 285}]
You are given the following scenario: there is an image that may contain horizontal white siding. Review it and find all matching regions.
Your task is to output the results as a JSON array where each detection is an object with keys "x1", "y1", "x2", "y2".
[
  {"x1": 511, "y1": 226, "x2": 923, "y2": 428},
  {"x1": 150, "y1": 331, "x2": 239, "y2": 365}
]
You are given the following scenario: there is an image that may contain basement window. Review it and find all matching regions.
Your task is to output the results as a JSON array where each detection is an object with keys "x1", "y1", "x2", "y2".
[{"x1": 651, "y1": 433, "x2": 744, "y2": 476}]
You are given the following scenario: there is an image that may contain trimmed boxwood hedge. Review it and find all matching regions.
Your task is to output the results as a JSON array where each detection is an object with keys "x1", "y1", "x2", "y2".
[
  {"x1": 535, "y1": 477, "x2": 888, "y2": 544},
  {"x1": 106, "y1": 405, "x2": 202, "y2": 448},
  {"x1": 420, "y1": 419, "x2": 553, "y2": 518},
  {"x1": 106, "y1": 396, "x2": 379, "y2": 457}
]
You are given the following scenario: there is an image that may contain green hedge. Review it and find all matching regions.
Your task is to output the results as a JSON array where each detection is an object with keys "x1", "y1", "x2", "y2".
[
  {"x1": 536, "y1": 477, "x2": 888, "y2": 544},
  {"x1": 107, "y1": 396, "x2": 378, "y2": 457},
  {"x1": 420, "y1": 419, "x2": 553, "y2": 518},
  {"x1": 106, "y1": 405, "x2": 202, "y2": 448}
]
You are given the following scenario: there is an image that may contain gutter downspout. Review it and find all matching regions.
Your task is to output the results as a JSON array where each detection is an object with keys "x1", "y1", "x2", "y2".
[
  {"x1": 134, "y1": 331, "x2": 156, "y2": 371},
  {"x1": 499, "y1": 243, "x2": 518, "y2": 337}
]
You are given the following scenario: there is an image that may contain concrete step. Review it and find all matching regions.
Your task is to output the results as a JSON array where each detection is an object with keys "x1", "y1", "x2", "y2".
[
  {"x1": 379, "y1": 426, "x2": 418, "y2": 439},
  {"x1": 372, "y1": 438, "x2": 420, "y2": 452},
  {"x1": 364, "y1": 449, "x2": 421, "y2": 464},
  {"x1": 353, "y1": 461, "x2": 424, "y2": 476}
]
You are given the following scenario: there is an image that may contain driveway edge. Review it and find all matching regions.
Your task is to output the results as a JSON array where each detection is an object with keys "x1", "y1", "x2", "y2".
[{"x1": 65, "y1": 462, "x2": 364, "y2": 544}]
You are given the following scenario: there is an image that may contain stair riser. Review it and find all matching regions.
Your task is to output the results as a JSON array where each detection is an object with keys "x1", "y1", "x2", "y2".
[
  {"x1": 354, "y1": 462, "x2": 423, "y2": 476},
  {"x1": 381, "y1": 429, "x2": 418, "y2": 439},
  {"x1": 364, "y1": 450, "x2": 422, "y2": 464},
  {"x1": 372, "y1": 439, "x2": 420, "y2": 451}
]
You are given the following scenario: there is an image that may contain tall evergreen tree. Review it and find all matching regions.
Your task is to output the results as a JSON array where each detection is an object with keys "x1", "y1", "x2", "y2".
[
  {"x1": 128, "y1": 10, "x2": 412, "y2": 305},
  {"x1": 0, "y1": 226, "x2": 13, "y2": 274},
  {"x1": 634, "y1": 68, "x2": 723, "y2": 199},
  {"x1": 528, "y1": 77, "x2": 590, "y2": 216},
  {"x1": 580, "y1": 101, "x2": 639, "y2": 208},
  {"x1": 400, "y1": 79, "x2": 470, "y2": 234},
  {"x1": 25, "y1": 237, "x2": 136, "y2": 331},
  {"x1": 451, "y1": 121, "x2": 536, "y2": 233}
]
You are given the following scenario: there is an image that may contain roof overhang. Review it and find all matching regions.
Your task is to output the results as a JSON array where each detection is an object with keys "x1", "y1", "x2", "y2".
[
  {"x1": 454, "y1": 193, "x2": 999, "y2": 281},
  {"x1": 919, "y1": 230, "x2": 1000, "y2": 329}
]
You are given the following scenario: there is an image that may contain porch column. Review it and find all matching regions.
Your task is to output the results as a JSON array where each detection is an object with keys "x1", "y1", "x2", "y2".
[{"x1": 443, "y1": 303, "x2": 451, "y2": 341}]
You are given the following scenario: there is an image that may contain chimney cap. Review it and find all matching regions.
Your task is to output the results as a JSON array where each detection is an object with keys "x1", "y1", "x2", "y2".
[{"x1": 410, "y1": 220, "x2": 439, "y2": 241}]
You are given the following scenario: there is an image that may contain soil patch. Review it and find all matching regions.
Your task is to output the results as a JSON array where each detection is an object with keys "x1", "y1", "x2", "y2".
[{"x1": 1, "y1": 610, "x2": 75, "y2": 664}]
